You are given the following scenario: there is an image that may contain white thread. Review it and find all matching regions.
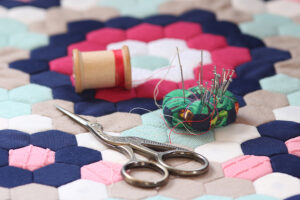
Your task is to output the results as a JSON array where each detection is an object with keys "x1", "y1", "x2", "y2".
[{"x1": 153, "y1": 53, "x2": 177, "y2": 108}]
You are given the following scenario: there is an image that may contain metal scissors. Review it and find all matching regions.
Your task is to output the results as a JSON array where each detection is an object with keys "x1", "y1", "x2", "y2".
[{"x1": 56, "y1": 105, "x2": 209, "y2": 188}]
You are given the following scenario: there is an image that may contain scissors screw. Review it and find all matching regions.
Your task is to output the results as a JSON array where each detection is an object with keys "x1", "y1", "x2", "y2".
[{"x1": 91, "y1": 123, "x2": 103, "y2": 131}]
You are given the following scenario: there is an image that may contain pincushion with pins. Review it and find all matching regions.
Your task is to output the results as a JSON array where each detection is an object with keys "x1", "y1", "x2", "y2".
[{"x1": 162, "y1": 62, "x2": 239, "y2": 132}]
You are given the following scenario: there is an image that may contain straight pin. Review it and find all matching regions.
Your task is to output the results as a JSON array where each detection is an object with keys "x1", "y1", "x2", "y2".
[
  {"x1": 215, "y1": 74, "x2": 221, "y2": 98},
  {"x1": 229, "y1": 70, "x2": 234, "y2": 80},
  {"x1": 201, "y1": 82, "x2": 208, "y2": 103},
  {"x1": 214, "y1": 74, "x2": 219, "y2": 89},
  {"x1": 223, "y1": 72, "x2": 227, "y2": 83},
  {"x1": 222, "y1": 78, "x2": 232, "y2": 96},
  {"x1": 230, "y1": 69, "x2": 235, "y2": 78},
  {"x1": 212, "y1": 86, "x2": 217, "y2": 107},
  {"x1": 211, "y1": 78, "x2": 215, "y2": 97},
  {"x1": 207, "y1": 84, "x2": 214, "y2": 104},
  {"x1": 222, "y1": 75, "x2": 232, "y2": 95},
  {"x1": 220, "y1": 68, "x2": 224, "y2": 87},
  {"x1": 204, "y1": 90, "x2": 208, "y2": 105},
  {"x1": 224, "y1": 70, "x2": 229, "y2": 81},
  {"x1": 205, "y1": 90, "x2": 209, "y2": 105},
  {"x1": 220, "y1": 69, "x2": 230, "y2": 97},
  {"x1": 221, "y1": 69, "x2": 234, "y2": 97},
  {"x1": 219, "y1": 82, "x2": 225, "y2": 98},
  {"x1": 176, "y1": 47, "x2": 186, "y2": 103},
  {"x1": 197, "y1": 81, "x2": 202, "y2": 95},
  {"x1": 201, "y1": 88, "x2": 206, "y2": 103},
  {"x1": 198, "y1": 50, "x2": 204, "y2": 94}
]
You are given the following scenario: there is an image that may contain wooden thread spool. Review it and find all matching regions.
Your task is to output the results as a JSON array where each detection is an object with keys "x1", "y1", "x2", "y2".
[{"x1": 72, "y1": 45, "x2": 132, "y2": 93}]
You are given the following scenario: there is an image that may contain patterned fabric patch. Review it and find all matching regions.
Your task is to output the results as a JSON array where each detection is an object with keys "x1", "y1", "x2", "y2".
[
  {"x1": 9, "y1": 145, "x2": 55, "y2": 171},
  {"x1": 285, "y1": 136, "x2": 300, "y2": 157},
  {"x1": 222, "y1": 155, "x2": 272, "y2": 181}
]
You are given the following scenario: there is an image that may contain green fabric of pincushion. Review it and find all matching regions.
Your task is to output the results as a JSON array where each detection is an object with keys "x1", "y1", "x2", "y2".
[{"x1": 162, "y1": 86, "x2": 239, "y2": 132}]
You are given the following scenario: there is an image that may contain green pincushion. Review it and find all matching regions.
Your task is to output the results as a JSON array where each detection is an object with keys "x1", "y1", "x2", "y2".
[{"x1": 162, "y1": 86, "x2": 239, "y2": 132}]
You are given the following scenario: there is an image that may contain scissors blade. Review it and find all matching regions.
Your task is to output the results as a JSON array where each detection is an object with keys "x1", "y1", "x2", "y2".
[{"x1": 55, "y1": 105, "x2": 90, "y2": 128}]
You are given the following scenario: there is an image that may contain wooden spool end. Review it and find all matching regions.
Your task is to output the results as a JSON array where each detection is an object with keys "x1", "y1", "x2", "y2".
[
  {"x1": 73, "y1": 48, "x2": 83, "y2": 93},
  {"x1": 122, "y1": 45, "x2": 132, "y2": 90}
]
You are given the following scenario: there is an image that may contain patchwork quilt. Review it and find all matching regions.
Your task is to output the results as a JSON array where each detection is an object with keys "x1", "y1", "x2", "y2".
[{"x1": 0, "y1": 0, "x2": 300, "y2": 199}]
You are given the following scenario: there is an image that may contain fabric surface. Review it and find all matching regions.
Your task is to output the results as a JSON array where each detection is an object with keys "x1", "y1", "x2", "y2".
[
  {"x1": 222, "y1": 155, "x2": 272, "y2": 181},
  {"x1": 10, "y1": 183, "x2": 58, "y2": 200},
  {"x1": 0, "y1": 0, "x2": 299, "y2": 199},
  {"x1": 9, "y1": 144, "x2": 55, "y2": 171}
]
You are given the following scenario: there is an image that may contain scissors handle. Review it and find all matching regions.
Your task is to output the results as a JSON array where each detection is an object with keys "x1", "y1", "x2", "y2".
[
  {"x1": 121, "y1": 160, "x2": 169, "y2": 188},
  {"x1": 156, "y1": 150, "x2": 209, "y2": 176}
]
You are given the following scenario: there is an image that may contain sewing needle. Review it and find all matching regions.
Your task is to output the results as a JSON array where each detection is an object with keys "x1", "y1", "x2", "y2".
[{"x1": 176, "y1": 47, "x2": 186, "y2": 104}]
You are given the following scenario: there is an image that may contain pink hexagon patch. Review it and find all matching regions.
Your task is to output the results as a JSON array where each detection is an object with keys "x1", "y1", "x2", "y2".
[
  {"x1": 212, "y1": 46, "x2": 252, "y2": 66},
  {"x1": 222, "y1": 155, "x2": 272, "y2": 181},
  {"x1": 285, "y1": 136, "x2": 300, "y2": 157},
  {"x1": 127, "y1": 23, "x2": 164, "y2": 42},
  {"x1": 187, "y1": 33, "x2": 227, "y2": 51},
  {"x1": 81, "y1": 160, "x2": 123, "y2": 185},
  {"x1": 50, "y1": 56, "x2": 73, "y2": 75},
  {"x1": 95, "y1": 87, "x2": 137, "y2": 102},
  {"x1": 9, "y1": 144, "x2": 55, "y2": 171},
  {"x1": 164, "y1": 21, "x2": 202, "y2": 40},
  {"x1": 87, "y1": 28, "x2": 126, "y2": 45},
  {"x1": 67, "y1": 41, "x2": 106, "y2": 56}
]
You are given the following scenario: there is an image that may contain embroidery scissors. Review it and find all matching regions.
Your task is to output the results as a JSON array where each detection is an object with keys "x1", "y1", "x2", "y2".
[{"x1": 56, "y1": 105, "x2": 209, "y2": 188}]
